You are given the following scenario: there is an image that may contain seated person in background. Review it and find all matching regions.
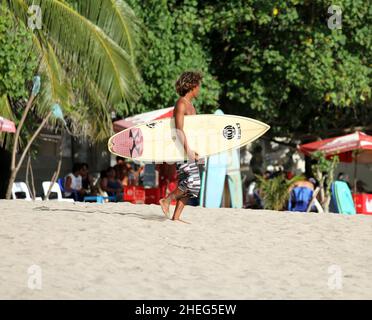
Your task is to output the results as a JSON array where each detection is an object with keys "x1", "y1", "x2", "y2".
[
  {"x1": 287, "y1": 177, "x2": 318, "y2": 212},
  {"x1": 96, "y1": 170, "x2": 108, "y2": 197},
  {"x1": 355, "y1": 180, "x2": 367, "y2": 193},
  {"x1": 130, "y1": 162, "x2": 144, "y2": 186},
  {"x1": 100, "y1": 167, "x2": 123, "y2": 201},
  {"x1": 65, "y1": 163, "x2": 87, "y2": 201},
  {"x1": 291, "y1": 177, "x2": 317, "y2": 191},
  {"x1": 116, "y1": 156, "x2": 125, "y2": 166},
  {"x1": 114, "y1": 164, "x2": 129, "y2": 187},
  {"x1": 137, "y1": 163, "x2": 145, "y2": 186},
  {"x1": 337, "y1": 172, "x2": 352, "y2": 189},
  {"x1": 125, "y1": 161, "x2": 137, "y2": 185},
  {"x1": 80, "y1": 163, "x2": 95, "y2": 194},
  {"x1": 245, "y1": 177, "x2": 263, "y2": 209}
]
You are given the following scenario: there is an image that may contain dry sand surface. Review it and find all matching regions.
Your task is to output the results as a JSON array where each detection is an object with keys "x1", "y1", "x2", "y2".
[{"x1": 1, "y1": 200, "x2": 372, "y2": 299}]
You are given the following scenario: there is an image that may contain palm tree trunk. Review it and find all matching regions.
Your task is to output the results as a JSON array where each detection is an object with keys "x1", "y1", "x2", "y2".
[
  {"x1": 5, "y1": 94, "x2": 36, "y2": 199},
  {"x1": 25, "y1": 153, "x2": 31, "y2": 197},
  {"x1": 26, "y1": 153, "x2": 36, "y2": 200},
  {"x1": 45, "y1": 131, "x2": 64, "y2": 200},
  {"x1": 29, "y1": 158, "x2": 36, "y2": 200},
  {"x1": 324, "y1": 194, "x2": 330, "y2": 213},
  {"x1": 5, "y1": 110, "x2": 52, "y2": 199}
]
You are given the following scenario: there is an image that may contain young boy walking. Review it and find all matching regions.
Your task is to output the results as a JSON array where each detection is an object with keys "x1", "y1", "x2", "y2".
[{"x1": 159, "y1": 71, "x2": 203, "y2": 223}]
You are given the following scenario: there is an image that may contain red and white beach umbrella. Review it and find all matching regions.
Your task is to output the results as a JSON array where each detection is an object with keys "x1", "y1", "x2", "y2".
[
  {"x1": 0, "y1": 116, "x2": 16, "y2": 133},
  {"x1": 298, "y1": 131, "x2": 372, "y2": 192},
  {"x1": 113, "y1": 107, "x2": 174, "y2": 132},
  {"x1": 298, "y1": 131, "x2": 372, "y2": 163}
]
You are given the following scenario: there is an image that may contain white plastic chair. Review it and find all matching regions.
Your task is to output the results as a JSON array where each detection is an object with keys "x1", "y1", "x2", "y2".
[
  {"x1": 306, "y1": 187, "x2": 324, "y2": 213},
  {"x1": 12, "y1": 182, "x2": 42, "y2": 201},
  {"x1": 42, "y1": 181, "x2": 74, "y2": 202}
]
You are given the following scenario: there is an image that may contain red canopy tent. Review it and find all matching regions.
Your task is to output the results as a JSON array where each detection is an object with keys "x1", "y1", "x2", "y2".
[
  {"x1": 298, "y1": 131, "x2": 372, "y2": 192},
  {"x1": 0, "y1": 116, "x2": 16, "y2": 133},
  {"x1": 113, "y1": 107, "x2": 174, "y2": 132},
  {"x1": 298, "y1": 131, "x2": 372, "y2": 163}
]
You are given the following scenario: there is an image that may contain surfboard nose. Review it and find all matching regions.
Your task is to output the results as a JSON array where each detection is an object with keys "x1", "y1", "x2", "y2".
[{"x1": 111, "y1": 128, "x2": 144, "y2": 158}]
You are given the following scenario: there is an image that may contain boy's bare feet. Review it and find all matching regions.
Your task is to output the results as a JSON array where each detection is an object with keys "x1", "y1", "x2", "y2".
[{"x1": 159, "y1": 198, "x2": 170, "y2": 217}]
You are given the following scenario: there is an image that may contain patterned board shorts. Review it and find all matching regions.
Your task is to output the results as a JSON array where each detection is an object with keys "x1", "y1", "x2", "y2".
[{"x1": 176, "y1": 161, "x2": 201, "y2": 198}]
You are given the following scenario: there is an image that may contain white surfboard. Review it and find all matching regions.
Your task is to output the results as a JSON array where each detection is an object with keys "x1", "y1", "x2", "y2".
[{"x1": 108, "y1": 114, "x2": 270, "y2": 163}]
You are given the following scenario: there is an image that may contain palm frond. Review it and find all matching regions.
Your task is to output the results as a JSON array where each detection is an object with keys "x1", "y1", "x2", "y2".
[
  {"x1": 34, "y1": 38, "x2": 73, "y2": 122},
  {"x1": 67, "y1": 76, "x2": 114, "y2": 141},
  {"x1": 6, "y1": 0, "x2": 143, "y2": 142},
  {"x1": 5, "y1": 0, "x2": 28, "y2": 22},
  {"x1": 33, "y1": 0, "x2": 140, "y2": 110},
  {"x1": 72, "y1": 0, "x2": 143, "y2": 60}
]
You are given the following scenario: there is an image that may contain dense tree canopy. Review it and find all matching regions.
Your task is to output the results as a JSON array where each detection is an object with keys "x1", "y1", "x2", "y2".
[
  {"x1": 0, "y1": 5, "x2": 36, "y2": 101},
  {"x1": 198, "y1": 0, "x2": 371, "y2": 139},
  {"x1": 1, "y1": 0, "x2": 371, "y2": 143},
  {"x1": 125, "y1": 0, "x2": 221, "y2": 113},
  {"x1": 0, "y1": 4, "x2": 37, "y2": 149},
  {"x1": 118, "y1": 0, "x2": 371, "y2": 141}
]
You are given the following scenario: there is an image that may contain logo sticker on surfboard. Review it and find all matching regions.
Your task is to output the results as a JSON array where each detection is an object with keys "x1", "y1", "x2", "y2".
[
  {"x1": 223, "y1": 125, "x2": 236, "y2": 140},
  {"x1": 146, "y1": 121, "x2": 162, "y2": 129},
  {"x1": 223, "y1": 123, "x2": 241, "y2": 140}
]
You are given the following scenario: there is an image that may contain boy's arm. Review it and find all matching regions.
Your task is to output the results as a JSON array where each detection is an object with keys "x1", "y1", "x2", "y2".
[{"x1": 174, "y1": 101, "x2": 196, "y2": 161}]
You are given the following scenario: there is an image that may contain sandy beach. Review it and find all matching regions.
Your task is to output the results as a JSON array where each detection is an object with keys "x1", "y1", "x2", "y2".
[{"x1": 1, "y1": 200, "x2": 372, "y2": 300}]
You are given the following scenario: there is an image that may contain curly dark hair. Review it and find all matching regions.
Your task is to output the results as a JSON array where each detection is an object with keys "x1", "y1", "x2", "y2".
[{"x1": 175, "y1": 71, "x2": 203, "y2": 97}]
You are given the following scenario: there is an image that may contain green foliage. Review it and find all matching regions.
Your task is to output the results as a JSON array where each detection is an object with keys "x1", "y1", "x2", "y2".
[
  {"x1": 1, "y1": 0, "x2": 142, "y2": 142},
  {"x1": 311, "y1": 151, "x2": 340, "y2": 177},
  {"x1": 125, "y1": 0, "x2": 220, "y2": 114},
  {"x1": 199, "y1": 0, "x2": 371, "y2": 138},
  {"x1": 311, "y1": 151, "x2": 339, "y2": 212},
  {"x1": 2, "y1": 0, "x2": 370, "y2": 143},
  {"x1": 256, "y1": 173, "x2": 304, "y2": 210},
  {"x1": 0, "y1": 5, "x2": 37, "y2": 99}
]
